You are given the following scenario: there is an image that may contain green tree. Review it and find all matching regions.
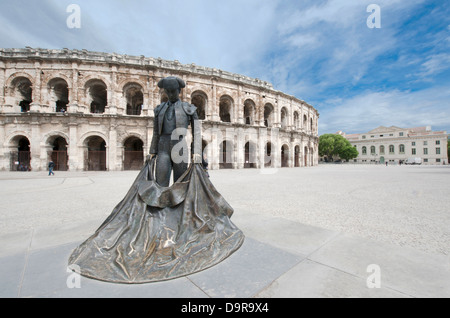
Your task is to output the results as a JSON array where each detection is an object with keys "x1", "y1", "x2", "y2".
[
  {"x1": 447, "y1": 136, "x2": 450, "y2": 161},
  {"x1": 319, "y1": 134, "x2": 359, "y2": 161}
]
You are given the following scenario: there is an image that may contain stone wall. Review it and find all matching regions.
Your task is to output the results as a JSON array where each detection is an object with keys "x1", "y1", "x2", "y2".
[{"x1": 0, "y1": 48, "x2": 319, "y2": 171}]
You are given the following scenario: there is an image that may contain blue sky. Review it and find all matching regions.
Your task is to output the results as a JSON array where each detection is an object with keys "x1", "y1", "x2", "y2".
[{"x1": 1, "y1": 0, "x2": 449, "y2": 135}]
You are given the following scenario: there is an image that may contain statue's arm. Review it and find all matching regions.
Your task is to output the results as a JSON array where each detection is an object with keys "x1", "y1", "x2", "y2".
[{"x1": 149, "y1": 109, "x2": 160, "y2": 156}]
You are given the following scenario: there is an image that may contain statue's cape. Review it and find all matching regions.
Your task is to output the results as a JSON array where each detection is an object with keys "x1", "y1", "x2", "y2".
[{"x1": 68, "y1": 158, "x2": 244, "y2": 284}]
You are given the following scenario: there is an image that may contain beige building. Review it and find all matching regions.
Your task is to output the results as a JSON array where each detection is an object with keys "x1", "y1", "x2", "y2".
[
  {"x1": 343, "y1": 126, "x2": 448, "y2": 165},
  {"x1": 0, "y1": 47, "x2": 319, "y2": 172}
]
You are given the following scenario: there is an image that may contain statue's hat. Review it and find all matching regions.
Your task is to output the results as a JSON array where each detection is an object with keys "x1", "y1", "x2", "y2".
[{"x1": 157, "y1": 76, "x2": 185, "y2": 90}]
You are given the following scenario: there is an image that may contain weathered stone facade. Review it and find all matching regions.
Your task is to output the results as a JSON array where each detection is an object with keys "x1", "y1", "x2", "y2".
[{"x1": 0, "y1": 47, "x2": 319, "y2": 171}]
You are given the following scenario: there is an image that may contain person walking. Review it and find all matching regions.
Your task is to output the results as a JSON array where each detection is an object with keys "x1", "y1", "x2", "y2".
[{"x1": 48, "y1": 160, "x2": 55, "y2": 176}]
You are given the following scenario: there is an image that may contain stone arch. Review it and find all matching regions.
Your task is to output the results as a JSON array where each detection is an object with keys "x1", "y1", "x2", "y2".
[
  {"x1": 219, "y1": 139, "x2": 234, "y2": 169},
  {"x1": 47, "y1": 77, "x2": 69, "y2": 112},
  {"x1": 264, "y1": 141, "x2": 274, "y2": 168},
  {"x1": 123, "y1": 135, "x2": 144, "y2": 170},
  {"x1": 294, "y1": 145, "x2": 301, "y2": 167},
  {"x1": 84, "y1": 79, "x2": 108, "y2": 114},
  {"x1": 7, "y1": 134, "x2": 31, "y2": 171},
  {"x1": 303, "y1": 114, "x2": 308, "y2": 130},
  {"x1": 244, "y1": 99, "x2": 256, "y2": 125},
  {"x1": 281, "y1": 144, "x2": 290, "y2": 167},
  {"x1": 244, "y1": 141, "x2": 257, "y2": 168},
  {"x1": 9, "y1": 76, "x2": 33, "y2": 111},
  {"x1": 304, "y1": 146, "x2": 309, "y2": 166},
  {"x1": 44, "y1": 133, "x2": 69, "y2": 171},
  {"x1": 78, "y1": 131, "x2": 109, "y2": 148},
  {"x1": 190, "y1": 90, "x2": 207, "y2": 120},
  {"x1": 280, "y1": 107, "x2": 289, "y2": 129},
  {"x1": 264, "y1": 103, "x2": 274, "y2": 127},
  {"x1": 293, "y1": 111, "x2": 300, "y2": 130},
  {"x1": 123, "y1": 82, "x2": 144, "y2": 115},
  {"x1": 82, "y1": 134, "x2": 107, "y2": 171},
  {"x1": 219, "y1": 95, "x2": 234, "y2": 123}
]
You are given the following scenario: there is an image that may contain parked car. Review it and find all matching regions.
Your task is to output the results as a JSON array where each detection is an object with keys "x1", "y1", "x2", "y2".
[{"x1": 406, "y1": 157, "x2": 422, "y2": 165}]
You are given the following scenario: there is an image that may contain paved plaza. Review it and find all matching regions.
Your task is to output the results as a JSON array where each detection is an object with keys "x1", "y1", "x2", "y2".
[{"x1": 0, "y1": 164, "x2": 449, "y2": 298}]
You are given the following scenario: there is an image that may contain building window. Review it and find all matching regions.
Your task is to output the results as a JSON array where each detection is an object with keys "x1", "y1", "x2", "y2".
[
  {"x1": 370, "y1": 146, "x2": 376, "y2": 155},
  {"x1": 424, "y1": 158, "x2": 428, "y2": 163},
  {"x1": 424, "y1": 141, "x2": 428, "y2": 145},
  {"x1": 412, "y1": 142, "x2": 415, "y2": 146},
  {"x1": 436, "y1": 148, "x2": 441, "y2": 155},
  {"x1": 399, "y1": 132, "x2": 404, "y2": 136},
  {"x1": 412, "y1": 148, "x2": 416, "y2": 155},
  {"x1": 380, "y1": 145, "x2": 385, "y2": 155},
  {"x1": 399, "y1": 144, "x2": 405, "y2": 154},
  {"x1": 423, "y1": 148, "x2": 428, "y2": 155},
  {"x1": 389, "y1": 145, "x2": 394, "y2": 154},
  {"x1": 362, "y1": 135, "x2": 366, "y2": 139},
  {"x1": 437, "y1": 159, "x2": 441, "y2": 163},
  {"x1": 436, "y1": 140, "x2": 440, "y2": 145},
  {"x1": 362, "y1": 146, "x2": 367, "y2": 155}
]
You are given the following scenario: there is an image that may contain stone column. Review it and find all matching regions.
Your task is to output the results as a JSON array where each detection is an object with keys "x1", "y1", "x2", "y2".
[
  {"x1": 68, "y1": 63, "x2": 79, "y2": 113},
  {"x1": 68, "y1": 122, "x2": 79, "y2": 171},
  {"x1": 107, "y1": 66, "x2": 117, "y2": 115},
  {"x1": 30, "y1": 63, "x2": 42, "y2": 113},
  {"x1": 108, "y1": 120, "x2": 117, "y2": 171},
  {"x1": 30, "y1": 119, "x2": 41, "y2": 170}
]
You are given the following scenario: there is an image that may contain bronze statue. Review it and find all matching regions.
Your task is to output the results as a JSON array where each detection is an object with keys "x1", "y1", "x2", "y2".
[
  {"x1": 68, "y1": 76, "x2": 244, "y2": 283},
  {"x1": 150, "y1": 76, "x2": 202, "y2": 186}
]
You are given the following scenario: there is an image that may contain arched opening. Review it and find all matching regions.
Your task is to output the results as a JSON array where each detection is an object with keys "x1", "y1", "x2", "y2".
[
  {"x1": 264, "y1": 103, "x2": 274, "y2": 127},
  {"x1": 123, "y1": 136, "x2": 144, "y2": 170},
  {"x1": 244, "y1": 99, "x2": 255, "y2": 125},
  {"x1": 303, "y1": 114, "x2": 308, "y2": 131},
  {"x1": 281, "y1": 144, "x2": 289, "y2": 167},
  {"x1": 219, "y1": 140, "x2": 233, "y2": 169},
  {"x1": 304, "y1": 146, "x2": 308, "y2": 167},
  {"x1": 48, "y1": 78, "x2": 69, "y2": 112},
  {"x1": 281, "y1": 108, "x2": 288, "y2": 129},
  {"x1": 244, "y1": 141, "x2": 256, "y2": 168},
  {"x1": 294, "y1": 145, "x2": 300, "y2": 167},
  {"x1": 85, "y1": 136, "x2": 107, "y2": 171},
  {"x1": 11, "y1": 77, "x2": 32, "y2": 112},
  {"x1": 124, "y1": 83, "x2": 143, "y2": 116},
  {"x1": 219, "y1": 95, "x2": 233, "y2": 123},
  {"x1": 265, "y1": 142, "x2": 273, "y2": 168},
  {"x1": 86, "y1": 79, "x2": 107, "y2": 114},
  {"x1": 294, "y1": 112, "x2": 300, "y2": 130},
  {"x1": 49, "y1": 136, "x2": 68, "y2": 171},
  {"x1": 10, "y1": 136, "x2": 31, "y2": 171},
  {"x1": 191, "y1": 91, "x2": 207, "y2": 120}
]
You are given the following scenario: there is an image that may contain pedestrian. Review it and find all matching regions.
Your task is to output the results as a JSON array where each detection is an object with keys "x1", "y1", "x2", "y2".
[{"x1": 48, "y1": 160, "x2": 55, "y2": 176}]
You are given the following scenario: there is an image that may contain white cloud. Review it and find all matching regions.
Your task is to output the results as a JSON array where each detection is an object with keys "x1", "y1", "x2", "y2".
[{"x1": 318, "y1": 87, "x2": 450, "y2": 134}]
